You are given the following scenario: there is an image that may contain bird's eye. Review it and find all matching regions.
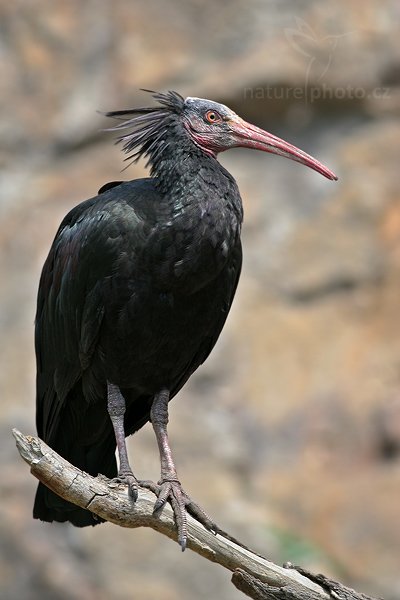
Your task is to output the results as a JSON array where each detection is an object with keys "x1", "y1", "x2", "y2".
[{"x1": 205, "y1": 110, "x2": 222, "y2": 124}]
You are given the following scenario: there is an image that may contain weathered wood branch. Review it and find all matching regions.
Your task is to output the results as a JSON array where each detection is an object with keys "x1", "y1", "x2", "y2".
[
  {"x1": 231, "y1": 568, "x2": 380, "y2": 600},
  {"x1": 13, "y1": 429, "x2": 380, "y2": 600}
]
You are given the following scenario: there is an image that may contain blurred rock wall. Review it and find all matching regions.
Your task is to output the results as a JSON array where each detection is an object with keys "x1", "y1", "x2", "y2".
[{"x1": 1, "y1": 1, "x2": 399, "y2": 599}]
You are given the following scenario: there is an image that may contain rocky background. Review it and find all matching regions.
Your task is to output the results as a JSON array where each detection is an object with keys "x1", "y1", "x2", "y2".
[{"x1": 1, "y1": 1, "x2": 400, "y2": 599}]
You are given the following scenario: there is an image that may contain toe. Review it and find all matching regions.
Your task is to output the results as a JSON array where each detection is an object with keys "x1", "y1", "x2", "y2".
[
  {"x1": 138, "y1": 479, "x2": 160, "y2": 494},
  {"x1": 153, "y1": 483, "x2": 171, "y2": 514},
  {"x1": 127, "y1": 478, "x2": 138, "y2": 501},
  {"x1": 141, "y1": 478, "x2": 213, "y2": 551},
  {"x1": 109, "y1": 471, "x2": 139, "y2": 501},
  {"x1": 185, "y1": 500, "x2": 215, "y2": 531}
]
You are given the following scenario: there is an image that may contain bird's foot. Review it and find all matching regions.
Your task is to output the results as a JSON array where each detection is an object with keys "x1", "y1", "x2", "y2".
[
  {"x1": 108, "y1": 470, "x2": 138, "y2": 501},
  {"x1": 140, "y1": 477, "x2": 217, "y2": 550}
]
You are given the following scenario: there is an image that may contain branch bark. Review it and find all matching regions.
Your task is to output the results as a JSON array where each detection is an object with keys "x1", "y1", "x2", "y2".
[{"x1": 13, "y1": 429, "x2": 380, "y2": 600}]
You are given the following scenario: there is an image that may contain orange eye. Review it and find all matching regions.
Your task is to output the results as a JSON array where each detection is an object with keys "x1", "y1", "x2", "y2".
[{"x1": 205, "y1": 110, "x2": 222, "y2": 124}]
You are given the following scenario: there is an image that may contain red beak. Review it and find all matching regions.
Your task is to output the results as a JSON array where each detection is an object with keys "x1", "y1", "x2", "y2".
[{"x1": 231, "y1": 118, "x2": 338, "y2": 181}]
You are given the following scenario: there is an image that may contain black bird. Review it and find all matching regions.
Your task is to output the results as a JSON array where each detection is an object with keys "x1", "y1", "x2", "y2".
[{"x1": 34, "y1": 91, "x2": 337, "y2": 549}]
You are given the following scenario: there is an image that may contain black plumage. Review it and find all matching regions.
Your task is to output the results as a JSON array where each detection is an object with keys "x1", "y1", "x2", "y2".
[{"x1": 34, "y1": 91, "x2": 337, "y2": 547}]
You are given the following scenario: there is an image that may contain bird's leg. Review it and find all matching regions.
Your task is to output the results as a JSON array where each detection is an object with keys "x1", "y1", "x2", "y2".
[
  {"x1": 107, "y1": 382, "x2": 138, "y2": 500},
  {"x1": 142, "y1": 388, "x2": 216, "y2": 550}
]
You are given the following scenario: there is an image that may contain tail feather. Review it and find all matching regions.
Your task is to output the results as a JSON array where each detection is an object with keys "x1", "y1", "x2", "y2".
[
  {"x1": 34, "y1": 382, "x2": 118, "y2": 526},
  {"x1": 34, "y1": 386, "x2": 156, "y2": 526},
  {"x1": 33, "y1": 483, "x2": 102, "y2": 527},
  {"x1": 33, "y1": 437, "x2": 117, "y2": 526}
]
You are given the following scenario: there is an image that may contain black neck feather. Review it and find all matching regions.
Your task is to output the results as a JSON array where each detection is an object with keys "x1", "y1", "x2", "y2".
[{"x1": 105, "y1": 91, "x2": 195, "y2": 180}]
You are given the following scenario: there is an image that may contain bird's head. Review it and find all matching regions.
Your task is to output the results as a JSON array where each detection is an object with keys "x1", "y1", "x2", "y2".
[
  {"x1": 182, "y1": 96, "x2": 337, "y2": 180},
  {"x1": 105, "y1": 91, "x2": 337, "y2": 181}
]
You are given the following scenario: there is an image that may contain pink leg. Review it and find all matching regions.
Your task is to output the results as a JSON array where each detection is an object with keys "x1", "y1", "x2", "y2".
[
  {"x1": 107, "y1": 382, "x2": 138, "y2": 500},
  {"x1": 144, "y1": 388, "x2": 216, "y2": 550}
]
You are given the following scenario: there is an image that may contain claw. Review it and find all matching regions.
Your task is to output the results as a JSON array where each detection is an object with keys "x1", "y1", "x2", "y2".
[
  {"x1": 128, "y1": 481, "x2": 138, "y2": 502},
  {"x1": 140, "y1": 478, "x2": 216, "y2": 551},
  {"x1": 153, "y1": 497, "x2": 166, "y2": 513},
  {"x1": 153, "y1": 483, "x2": 171, "y2": 513},
  {"x1": 109, "y1": 471, "x2": 138, "y2": 501}
]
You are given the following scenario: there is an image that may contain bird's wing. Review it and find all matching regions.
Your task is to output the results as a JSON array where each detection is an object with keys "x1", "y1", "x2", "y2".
[
  {"x1": 171, "y1": 243, "x2": 243, "y2": 398},
  {"x1": 35, "y1": 196, "x2": 105, "y2": 440},
  {"x1": 36, "y1": 179, "x2": 162, "y2": 442},
  {"x1": 36, "y1": 188, "x2": 138, "y2": 436},
  {"x1": 98, "y1": 181, "x2": 124, "y2": 194}
]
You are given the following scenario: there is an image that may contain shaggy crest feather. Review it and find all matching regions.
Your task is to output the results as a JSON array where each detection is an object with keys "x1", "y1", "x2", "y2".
[{"x1": 104, "y1": 90, "x2": 185, "y2": 168}]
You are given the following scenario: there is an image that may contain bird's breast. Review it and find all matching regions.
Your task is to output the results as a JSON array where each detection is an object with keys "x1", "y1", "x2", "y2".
[
  {"x1": 106, "y1": 164, "x2": 243, "y2": 294},
  {"x1": 146, "y1": 196, "x2": 242, "y2": 293}
]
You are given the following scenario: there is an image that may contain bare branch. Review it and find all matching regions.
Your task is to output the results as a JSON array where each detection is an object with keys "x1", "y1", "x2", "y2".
[
  {"x1": 231, "y1": 568, "x2": 380, "y2": 600},
  {"x1": 13, "y1": 429, "x2": 380, "y2": 600}
]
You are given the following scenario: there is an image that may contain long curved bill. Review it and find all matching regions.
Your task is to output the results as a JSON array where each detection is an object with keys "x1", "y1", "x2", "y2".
[{"x1": 231, "y1": 117, "x2": 338, "y2": 181}]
